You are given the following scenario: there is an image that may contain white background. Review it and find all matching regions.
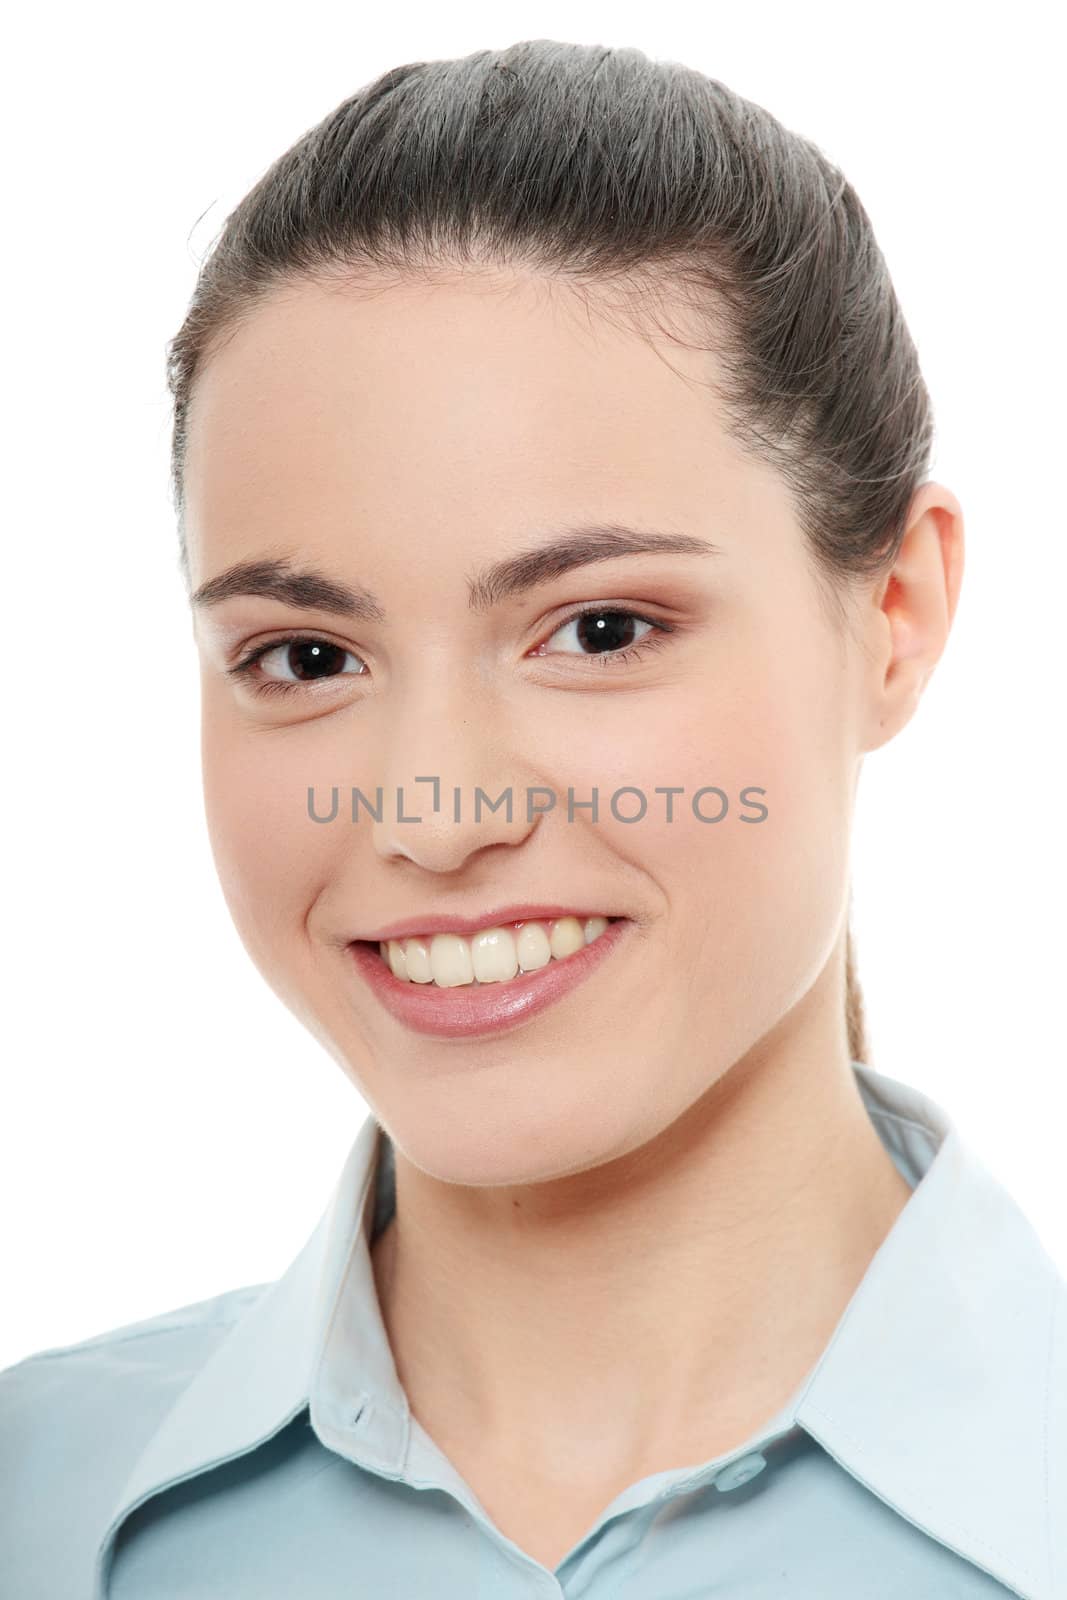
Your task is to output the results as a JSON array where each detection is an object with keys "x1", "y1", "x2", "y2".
[{"x1": 3, "y1": 1, "x2": 1064, "y2": 1370}]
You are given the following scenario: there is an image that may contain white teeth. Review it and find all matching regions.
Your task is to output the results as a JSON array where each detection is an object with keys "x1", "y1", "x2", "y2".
[
  {"x1": 378, "y1": 915, "x2": 615, "y2": 988},
  {"x1": 516, "y1": 921, "x2": 552, "y2": 973},
  {"x1": 471, "y1": 927, "x2": 519, "y2": 984},
  {"x1": 400, "y1": 937, "x2": 433, "y2": 984},
  {"x1": 429, "y1": 933, "x2": 474, "y2": 988},
  {"x1": 549, "y1": 916, "x2": 585, "y2": 960}
]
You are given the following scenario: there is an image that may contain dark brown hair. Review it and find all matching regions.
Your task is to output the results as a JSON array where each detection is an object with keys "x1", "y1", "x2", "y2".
[{"x1": 166, "y1": 39, "x2": 936, "y2": 1066}]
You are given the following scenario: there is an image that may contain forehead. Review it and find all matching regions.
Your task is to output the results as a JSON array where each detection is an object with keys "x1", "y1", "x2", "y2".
[{"x1": 181, "y1": 271, "x2": 793, "y2": 584}]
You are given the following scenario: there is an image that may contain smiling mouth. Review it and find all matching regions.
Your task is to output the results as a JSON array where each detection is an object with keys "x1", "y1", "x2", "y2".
[{"x1": 357, "y1": 914, "x2": 624, "y2": 989}]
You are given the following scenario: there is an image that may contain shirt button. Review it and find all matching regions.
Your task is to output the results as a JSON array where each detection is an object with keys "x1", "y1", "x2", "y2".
[{"x1": 713, "y1": 1451, "x2": 767, "y2": 1492}]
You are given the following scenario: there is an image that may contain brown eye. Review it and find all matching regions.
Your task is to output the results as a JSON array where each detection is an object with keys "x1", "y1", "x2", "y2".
[
  {"x1": 227, "y1": 635, "x2": 369, "y2": 698},
  {"x1": 257, "y1": 639, "x2": 365, "y2": 682},
  {"x1": 529, "y1": 609, "x2": 674, "y2": 666},
  {"x1": 544, "y1": 610, "x2": 654, "y2": 656}
]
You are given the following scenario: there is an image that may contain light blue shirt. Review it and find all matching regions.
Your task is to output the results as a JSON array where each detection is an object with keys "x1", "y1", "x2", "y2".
[{"x1": 2, "y1": 1060, "x2": 1065, "y2": 1598}]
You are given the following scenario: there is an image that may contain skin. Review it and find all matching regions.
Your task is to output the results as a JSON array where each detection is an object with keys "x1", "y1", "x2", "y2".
[{"x1": 185, "y1": 268, "x2": 964, "y2": 1560}]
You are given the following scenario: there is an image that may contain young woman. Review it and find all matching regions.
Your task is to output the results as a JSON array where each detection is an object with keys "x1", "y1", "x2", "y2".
[{"x1": 4, "y1": 39, "x2": 1063, "y2": 1600}]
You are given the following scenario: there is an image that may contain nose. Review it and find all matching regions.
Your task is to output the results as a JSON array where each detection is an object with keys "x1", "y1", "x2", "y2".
[{"x1": 364, "y1": 672, "x2": 540, "y2": 873}]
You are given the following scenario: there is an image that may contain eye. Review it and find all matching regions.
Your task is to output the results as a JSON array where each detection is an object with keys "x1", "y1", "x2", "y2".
[
  {"x1": 531, "y1": 608, "x2": 675, "y2": 667},
  {"x1": 227, "y1": 636, "x2": 366, "y2": 697},
  {"x1": 226, "y1": 608, "x2": 677, "y2": 700}
]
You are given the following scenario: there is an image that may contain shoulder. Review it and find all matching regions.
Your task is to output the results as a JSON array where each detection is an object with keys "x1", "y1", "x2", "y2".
[
  {"x1": 1051, "y1": 1274, "x2": 1067, "y2": 1595},
  {"x1": 0, "y1": 1283, "x2": 271, "y2": 1596},
  {"x1": 0, "y1": 1279, "x2": 271, "y2": 1413}
]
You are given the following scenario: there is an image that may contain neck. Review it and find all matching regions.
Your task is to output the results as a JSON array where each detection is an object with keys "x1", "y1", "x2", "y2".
[{"x1": 371, "y1": 1018, "x2": 913, "y2": 1489}]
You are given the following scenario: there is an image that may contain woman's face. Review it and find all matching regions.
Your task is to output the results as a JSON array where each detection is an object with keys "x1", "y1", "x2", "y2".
[{"x1": 186, "y1": 270, "x2": 886, "y2": 1185}]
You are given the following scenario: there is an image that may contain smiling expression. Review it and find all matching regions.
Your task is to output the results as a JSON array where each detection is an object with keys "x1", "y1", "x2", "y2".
[{"x1": 185, "y1": 268, "x2": 882, "y2": 1185}]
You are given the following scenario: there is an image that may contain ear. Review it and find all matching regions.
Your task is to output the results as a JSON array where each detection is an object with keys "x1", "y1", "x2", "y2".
[{"x1": 863, "y1": 481, "x2": 964, "y2": 753}]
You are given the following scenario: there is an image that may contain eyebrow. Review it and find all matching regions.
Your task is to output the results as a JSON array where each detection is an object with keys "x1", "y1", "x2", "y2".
[{"x1": 188, "y1": 523, "x2": 721, "y2": 620}]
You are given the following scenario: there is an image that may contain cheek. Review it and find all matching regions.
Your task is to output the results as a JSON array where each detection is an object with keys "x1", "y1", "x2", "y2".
[
  {"x1": 599, "y1": 658, "x2": 853, "y2": 1005},
  {"x1": 200, "y1": 697, "x2": 341, "y2": 960},
  {"x1": 704, "y1": 657, "x2": 855, "y2": 1002}
]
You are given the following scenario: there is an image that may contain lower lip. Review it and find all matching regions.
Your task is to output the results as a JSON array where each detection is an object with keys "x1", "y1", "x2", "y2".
[{"x1": 347, "y1": 918, "x2": 633, "y2": 1039}]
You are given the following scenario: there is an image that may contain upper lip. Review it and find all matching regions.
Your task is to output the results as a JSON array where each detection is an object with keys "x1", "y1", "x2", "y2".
[{"x1": 356, "y1": 904, "x2": 621, "y2": 942}]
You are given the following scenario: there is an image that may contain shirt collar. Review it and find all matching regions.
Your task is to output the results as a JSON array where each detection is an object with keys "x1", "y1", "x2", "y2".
[
  {"x1": 93, "y1": 1062, "x2": 1065, "y2": 1600},
  {"x1": 795, "y1": 1067, "x2": 1062, "y2": 1600}
]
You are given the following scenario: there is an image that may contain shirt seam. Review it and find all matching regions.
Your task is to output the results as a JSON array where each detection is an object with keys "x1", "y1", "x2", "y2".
[
  {"x1": 801, "y1": 1403, "x2": 1039, "y2": 1593},
  {"x1": 1044, "y1": 1273, "x2": 1060, "y2": 1594},
  {"x1": 8, "y1": 1307, "x2": 264, "y2": 1367},
  {"x1": 311, "y1": 1143, "x2": 412, "y2": 1450}
]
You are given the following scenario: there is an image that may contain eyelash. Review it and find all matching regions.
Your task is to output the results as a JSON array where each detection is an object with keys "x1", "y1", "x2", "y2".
[{"x1": 226, "y1": 609, "x2": 676, "y2": 700}]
